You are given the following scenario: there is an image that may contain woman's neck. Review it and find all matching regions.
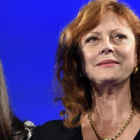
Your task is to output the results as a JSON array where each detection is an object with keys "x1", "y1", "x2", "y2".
[{"x1": 91, "y1": 79, "x2": 132, "y2": 122}]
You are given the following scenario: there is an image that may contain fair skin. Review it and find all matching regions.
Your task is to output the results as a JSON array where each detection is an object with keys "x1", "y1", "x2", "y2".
[{"x1": 80, "y1": 12, "x2": 140, "y2": 140}]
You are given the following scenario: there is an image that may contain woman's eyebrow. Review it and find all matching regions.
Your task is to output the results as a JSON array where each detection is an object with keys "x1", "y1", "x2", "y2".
[{"x1": 110, "y1": 29, "x2": 128, "y2": 33}]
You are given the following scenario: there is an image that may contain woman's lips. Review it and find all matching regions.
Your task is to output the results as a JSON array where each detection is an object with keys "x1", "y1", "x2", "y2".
[{"x1": 96, "y1": 60, "x2": 120, "y2": 67}]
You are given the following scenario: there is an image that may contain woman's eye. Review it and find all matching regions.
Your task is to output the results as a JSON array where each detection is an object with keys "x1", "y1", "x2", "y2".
[
  {"x1": 114, "y1": 34, "x2": 127, "y2": 40},
  {"x1": 85, "y1": 37, "x2": 99, "y2": 43}
]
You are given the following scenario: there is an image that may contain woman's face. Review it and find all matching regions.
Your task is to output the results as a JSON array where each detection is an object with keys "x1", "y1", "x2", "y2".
[{"x1": 80, "y1": 12, "x2": 137, "y2": 85}]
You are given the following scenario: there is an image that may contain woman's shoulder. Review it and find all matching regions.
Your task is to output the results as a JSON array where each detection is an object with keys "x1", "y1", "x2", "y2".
[
  {"x1": 42, "y1": 120, "x2": 64, "y2": 129},
  {"x1": 30, "y1": 120, "x2": 82, "y2": 140},
  {"x1": 35, "y1": 120, "x2": 65, "y2": 133},
  {"x1": 32, "y1": 120, "x2": 79, "y2": 135},
  {"x1": 35, "y1": 120, "x2": 66, "y2": 131}
]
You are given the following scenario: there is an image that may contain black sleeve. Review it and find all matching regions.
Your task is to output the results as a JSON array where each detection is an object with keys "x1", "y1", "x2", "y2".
[
  {"x1": 29, "y1": 125, "x2": 45, "y2": 140},
  {"x1": 30, "y1": 120, "x2": 83, "y2": 140}
]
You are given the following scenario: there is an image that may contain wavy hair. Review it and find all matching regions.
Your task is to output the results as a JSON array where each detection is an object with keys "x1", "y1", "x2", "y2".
[{"x1": 55, "y1": 0, "x2": 140, "y2": 128}]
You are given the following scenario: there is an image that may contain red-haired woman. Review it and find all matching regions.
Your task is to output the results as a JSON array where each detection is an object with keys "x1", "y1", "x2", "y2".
[{"x1": 30, "y1": 0, "x2": 140, "y2": 139}]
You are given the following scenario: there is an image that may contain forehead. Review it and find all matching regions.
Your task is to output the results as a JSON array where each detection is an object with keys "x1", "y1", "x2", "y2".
[{"x1": 91, "y1": 12, "x2": 132, "y2": 33}]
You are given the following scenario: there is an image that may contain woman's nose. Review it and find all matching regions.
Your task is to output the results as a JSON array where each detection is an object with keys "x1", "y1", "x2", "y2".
[
  {"x1": 100, "y1": 47, "x2": 114, "y2": 54},
  {"x1": 99, "y1": 40, "x2": 114, "y2": 55}
]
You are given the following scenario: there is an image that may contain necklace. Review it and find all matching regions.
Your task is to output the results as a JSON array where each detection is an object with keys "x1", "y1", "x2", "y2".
[{"x1": 87, "y1": 109, "x2": 134, "y2": 140}]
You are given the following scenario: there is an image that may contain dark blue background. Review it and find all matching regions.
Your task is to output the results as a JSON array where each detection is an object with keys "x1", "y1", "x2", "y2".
[{"x1": 0, "y1": 0, "x2": 139, "y2": 126}]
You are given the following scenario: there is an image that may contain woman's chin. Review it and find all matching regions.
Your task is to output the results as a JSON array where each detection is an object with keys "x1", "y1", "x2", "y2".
[{"x1": 93, "y1": 76, "x2": 119, "y2": 85}]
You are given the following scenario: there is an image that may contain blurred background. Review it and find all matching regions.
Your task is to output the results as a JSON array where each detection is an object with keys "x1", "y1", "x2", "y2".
[{"x1": 0, "y1": 0, "x2": 139, "y2": 126}]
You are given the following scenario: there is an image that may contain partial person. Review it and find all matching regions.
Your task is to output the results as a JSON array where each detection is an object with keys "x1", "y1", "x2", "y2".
[
  {"x1": 0, "y1": 60, "x2": 35, "y2": 140},
  {"x1": 30, "y1": 0, "x2": 140, "y2": 139}
]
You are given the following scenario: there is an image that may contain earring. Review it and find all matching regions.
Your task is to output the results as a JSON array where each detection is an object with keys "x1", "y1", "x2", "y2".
[{"x1": 133, "y1": 67, "x2": 138, "y2": 74}]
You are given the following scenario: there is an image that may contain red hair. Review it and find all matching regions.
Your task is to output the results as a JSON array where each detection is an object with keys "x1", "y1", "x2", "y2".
[{"x1": 55, "y1": 0, "x2": 140, "y2": 128}]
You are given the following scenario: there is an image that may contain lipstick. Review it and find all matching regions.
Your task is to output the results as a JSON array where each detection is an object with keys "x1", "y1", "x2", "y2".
[{"x1": 96, "y1": 60, "x2": 120, "y2": 67}]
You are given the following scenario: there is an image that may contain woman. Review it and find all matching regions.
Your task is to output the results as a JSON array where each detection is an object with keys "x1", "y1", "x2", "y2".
[
  {"x1": 0, "y1": 59, "x2": 35, "y2": 140},
  {"x1": 30, "y1": 0, "x2": 140, "y2": 139}
]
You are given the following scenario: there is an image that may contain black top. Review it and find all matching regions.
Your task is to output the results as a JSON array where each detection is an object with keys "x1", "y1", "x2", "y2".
[{"x1": 30, "y1": 120, "x2": 140, "y2": 140}]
